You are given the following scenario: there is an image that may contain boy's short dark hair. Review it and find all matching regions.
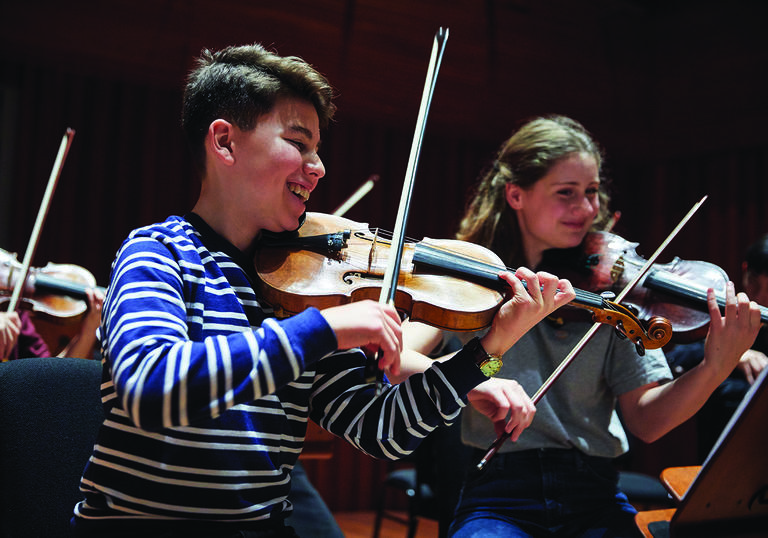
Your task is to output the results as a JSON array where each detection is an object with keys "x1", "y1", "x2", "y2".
[{"x1": 182, "y1": 43, "x2": 336, "y2": 174}]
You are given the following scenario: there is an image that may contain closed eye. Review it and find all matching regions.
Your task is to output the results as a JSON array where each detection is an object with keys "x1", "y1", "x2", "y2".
[{"x1": 287, "y1": 139, "x2": 306, "y2": 152}]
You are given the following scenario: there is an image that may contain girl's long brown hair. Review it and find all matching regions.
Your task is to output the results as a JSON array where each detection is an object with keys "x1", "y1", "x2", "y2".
[{"x1": 457, "y1": 115, "x2": 612, "y2": 268}]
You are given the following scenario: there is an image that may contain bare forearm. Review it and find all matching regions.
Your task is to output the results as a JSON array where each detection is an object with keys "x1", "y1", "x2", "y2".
[
  {"x1": 389, "y1": 348, "x2": 455, "y2": 384},
  {"x1": 58, "y1": 330, "x2": 98, "y2": 359},
  {"x1": 622, "y1": 362, "x2": 725, "y2": 443},
  {"x1": 624, "y1": 285, "x2": 761, "y2": 442},
  {"x1": 392, "y1": 321, "x2": 448, "y2": 384}
]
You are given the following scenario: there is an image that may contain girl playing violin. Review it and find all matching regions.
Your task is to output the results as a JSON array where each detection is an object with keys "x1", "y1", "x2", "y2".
[{"x1": 399, "y1": 115, "x2": 762, "y2": 537}]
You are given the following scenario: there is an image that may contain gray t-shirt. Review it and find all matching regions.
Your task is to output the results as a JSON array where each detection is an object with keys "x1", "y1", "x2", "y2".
[{"x1": 454, "y1": 318, "x2": 673, "y2": 458}]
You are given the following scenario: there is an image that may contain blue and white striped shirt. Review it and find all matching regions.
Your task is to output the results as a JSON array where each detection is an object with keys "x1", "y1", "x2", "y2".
[{"x1": 73, "y1": 214, "x2": 484, "y2": 531}]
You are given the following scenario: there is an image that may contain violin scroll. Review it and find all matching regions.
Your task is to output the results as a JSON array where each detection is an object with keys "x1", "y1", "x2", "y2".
[
  {"x1": 576, "y1": 299, "x2": 673, "y2": 355},
  {"x1": 646, "y1": 315, "x2": 674, "y2": 350}
]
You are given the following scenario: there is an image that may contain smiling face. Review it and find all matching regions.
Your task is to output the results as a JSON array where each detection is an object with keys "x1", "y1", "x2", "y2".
[
  {"x1": 236, "y1": 96, "x2": 325, "y2": 235},
  {"x1": 505, "y1": 152, "x2": 600, "y2": 267}
]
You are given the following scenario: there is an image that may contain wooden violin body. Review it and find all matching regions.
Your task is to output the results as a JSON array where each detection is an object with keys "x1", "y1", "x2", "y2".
[
  {"x1": 255, "y1": 212, "x2": 505, "y2": 332},
  {"x1": 1, "y1": 247, "x2": 100, "y2": 322}
]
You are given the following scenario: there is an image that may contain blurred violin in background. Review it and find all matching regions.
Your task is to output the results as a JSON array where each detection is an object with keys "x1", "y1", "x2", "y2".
[{"x1": 1, "y1": 247, "x2": 104, "y2": 323}]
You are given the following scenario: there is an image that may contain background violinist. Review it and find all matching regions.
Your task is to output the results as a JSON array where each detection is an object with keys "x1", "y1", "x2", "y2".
[
  {"x1": 740, "y1": 233, "x2": 768, "y2": 358},
  {"x1": 398, "y1": 115, "x2": 761, "y2": 537},
  {"x1": 0, "y1": 288, "x2": 102, "y2": 360},
  {"x1": 665, "y1": 232, "x2": 768, "y2": 460}
]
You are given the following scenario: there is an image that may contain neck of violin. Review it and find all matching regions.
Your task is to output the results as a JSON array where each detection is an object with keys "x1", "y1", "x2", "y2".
[
  {"x1": 644, "y1": 269, "x2": 768, "y2": 324},
  {"x1": 412, "y1": 243, "x2": 605, "y2": 309},
  {"x1": 413, "y1": 243, "x2": 501, "y2": 288},
  {"x1": 33, "y1": 273, "x2": 99, "y2": 300}
]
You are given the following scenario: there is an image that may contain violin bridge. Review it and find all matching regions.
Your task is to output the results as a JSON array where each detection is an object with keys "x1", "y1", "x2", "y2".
[
  {"x1": 368, "y1": 228, "x2": 379, "y2": 271},
  {"x1": 610, "y1": 256, "x2": 625, "y2": 284}
]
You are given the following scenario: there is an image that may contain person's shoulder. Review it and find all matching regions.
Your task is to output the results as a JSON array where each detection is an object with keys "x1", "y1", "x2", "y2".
[
  {"x1": 127, "y1": 215, "x2": 194, "y2": 240},
  {"x1": 115, "y1": 216, "x2": 202, "y2": 262}
]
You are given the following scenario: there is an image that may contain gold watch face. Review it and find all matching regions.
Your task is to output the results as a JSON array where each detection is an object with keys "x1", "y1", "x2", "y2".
[{"x1": 479, "y1": 357, "x2": 502, "y2": 377}]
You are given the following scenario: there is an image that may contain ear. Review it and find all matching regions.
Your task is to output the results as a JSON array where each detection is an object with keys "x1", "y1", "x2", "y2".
[
  {"x1": 208, "y1": 119, "x2": 235, "y2": 166},
  {"x1": 505, "y1": 183, "x2": 524, "y2": 210}
]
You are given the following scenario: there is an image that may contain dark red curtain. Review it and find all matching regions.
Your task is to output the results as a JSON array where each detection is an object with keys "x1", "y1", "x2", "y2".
[{"x1": 2, "y1": 57, "x2": 767, "y2": 511}]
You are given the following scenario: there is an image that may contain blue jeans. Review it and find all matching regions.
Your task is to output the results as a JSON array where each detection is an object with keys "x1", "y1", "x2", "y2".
[{"x1": 448, "y1": 449, "x2": 642, "y2": 538}]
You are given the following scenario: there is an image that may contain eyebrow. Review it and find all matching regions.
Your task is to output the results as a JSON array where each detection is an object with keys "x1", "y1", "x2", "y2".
[
  {"x1": 553, "y1": 178, "x2": 601, "y2": 185},
  {"x1": 552, "y1": 180, "x2": 600, "y2": 186}
]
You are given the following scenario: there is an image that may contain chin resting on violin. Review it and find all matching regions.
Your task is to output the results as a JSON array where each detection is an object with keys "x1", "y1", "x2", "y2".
[{"x1": 399, "y1": 115, "x2": 762, "y2": 538}]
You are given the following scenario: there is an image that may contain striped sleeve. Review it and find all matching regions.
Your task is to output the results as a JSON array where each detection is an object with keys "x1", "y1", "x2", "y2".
[
  {"x1": 102, "y1": 228, "x2": 337, "y2": 431},
  {"x1": 309, "y1": 346, "x2": 487, "y2": 460}
]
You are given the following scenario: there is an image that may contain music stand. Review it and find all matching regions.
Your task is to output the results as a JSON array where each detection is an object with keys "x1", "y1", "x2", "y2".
[{"x1": 640, "y1": 367, "x2": 768, "y2": 537}]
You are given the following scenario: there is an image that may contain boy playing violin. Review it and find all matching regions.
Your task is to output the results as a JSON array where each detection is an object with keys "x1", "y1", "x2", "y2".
[{"x1": 70, "y1": 44, "x2": 574, "y2": 537}]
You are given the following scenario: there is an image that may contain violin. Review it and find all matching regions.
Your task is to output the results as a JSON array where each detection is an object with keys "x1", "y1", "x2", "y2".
[
  {"x1": 1, "y1": 247, "x2": 104, "y2": 322},
  {"x1": 255, "y1": 213, "x2": 673, "y2": 354},
  {"x1": 546, "y1": 231, "x2": 768, "y2": 342}
]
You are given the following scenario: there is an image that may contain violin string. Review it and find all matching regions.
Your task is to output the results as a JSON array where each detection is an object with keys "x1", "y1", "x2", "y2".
[{"x1": 352, "y1": 226, "x2": 605, "y2": 307}]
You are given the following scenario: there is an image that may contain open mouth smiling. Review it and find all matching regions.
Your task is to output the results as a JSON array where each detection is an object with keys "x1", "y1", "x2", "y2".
[{"x1": 288, "y1": 183, "x2": 310, "y2": 202}]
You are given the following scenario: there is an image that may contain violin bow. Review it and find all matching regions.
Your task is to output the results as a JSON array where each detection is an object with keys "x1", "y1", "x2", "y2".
[
  {"x1": 366, "y1": 28, "x2": 449, "y2": 393},
  {"x1": 476, "y1": 195, "x2": 709, "y2": 471},
  {"x1": 5, "y1": 128, "x2": 75, "y2": 314},
  {"x1": 332, "y1": 174, "x2": 380, "y2": 217}
]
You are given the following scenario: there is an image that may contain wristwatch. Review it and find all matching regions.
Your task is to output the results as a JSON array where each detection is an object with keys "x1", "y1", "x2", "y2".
[{"x1": 464, "y1": 337, "x2": 503, "y2": 377}]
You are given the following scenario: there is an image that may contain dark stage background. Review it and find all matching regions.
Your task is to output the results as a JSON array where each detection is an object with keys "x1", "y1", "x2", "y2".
[{"x1": 1, "y1": 0, "x2": 767, "y2": 511}]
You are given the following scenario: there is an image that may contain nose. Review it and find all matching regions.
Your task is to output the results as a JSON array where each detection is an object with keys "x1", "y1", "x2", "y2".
[
  {"x1": 304, "y1": 153, "x2": 325, "y2": 180},
  {"x1": 572, "y1": 194, "x2": 598, "y2": 216}
]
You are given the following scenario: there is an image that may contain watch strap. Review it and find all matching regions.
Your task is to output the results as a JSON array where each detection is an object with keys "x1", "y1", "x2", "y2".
[{"x1": 464, "y1": 337, "x2": 503, "y2": 377}]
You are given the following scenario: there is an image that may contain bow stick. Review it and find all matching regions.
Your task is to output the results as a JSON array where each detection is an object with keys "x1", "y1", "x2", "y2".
[
  {"x1": 476, "y1": 195, "x2": 709, "y2": 471},
  {"x1": 6, "y1": 128, "x2": 75, "y2": 314},
  {"x1": 365, "y1": 28, "x2": 449, "y2": 393}
]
